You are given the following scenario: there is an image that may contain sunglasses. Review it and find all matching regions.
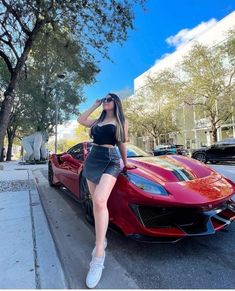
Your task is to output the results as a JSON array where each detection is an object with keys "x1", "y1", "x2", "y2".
[{"x1": 102, "y1": 97, "x2": 114, "y2": 103}]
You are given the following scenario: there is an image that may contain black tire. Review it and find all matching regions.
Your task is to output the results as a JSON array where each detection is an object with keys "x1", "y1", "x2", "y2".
[
  {"x1": 194, "y1": 153, "x2": 207, "y2": 163},
  {"x1": 79, "y1": 174, "x2": 95, "y2": 225},
  {"x1": 48, "y1": 162, "x2": 61, "y2": 188}
]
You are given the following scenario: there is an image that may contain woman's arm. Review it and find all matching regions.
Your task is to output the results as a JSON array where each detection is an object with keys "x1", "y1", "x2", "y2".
[{"x1": 77, "y1": 100, "x2": 101, "y2": 128}]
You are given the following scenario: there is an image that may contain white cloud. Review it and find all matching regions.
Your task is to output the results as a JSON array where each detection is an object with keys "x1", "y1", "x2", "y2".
[{"x1": 166, "y1": 18, "x2": 218, "y2": 49}]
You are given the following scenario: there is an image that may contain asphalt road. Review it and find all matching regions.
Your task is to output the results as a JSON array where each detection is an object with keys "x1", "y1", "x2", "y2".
[{"x1": 36, "y1": 164, "x2": 235, "y2": 289}]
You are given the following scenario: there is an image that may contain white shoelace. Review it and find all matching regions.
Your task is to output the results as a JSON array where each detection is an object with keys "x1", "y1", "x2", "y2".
[{"x1": 89, "y1": 260, "x2": 105, "y2": 273}]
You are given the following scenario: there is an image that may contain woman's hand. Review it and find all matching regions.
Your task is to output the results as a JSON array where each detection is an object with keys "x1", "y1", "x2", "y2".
[
  {"x1": 93, "y1": 98, "x2": 103, "y2": 108},
  {"x1": 123, "y1": 162, "x2": 137, "y2": 170}
]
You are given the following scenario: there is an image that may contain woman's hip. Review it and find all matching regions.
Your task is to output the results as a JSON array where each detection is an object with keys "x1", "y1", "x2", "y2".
[{"x1": 84, "y1": 148, "x2": 119, "y2": 172}]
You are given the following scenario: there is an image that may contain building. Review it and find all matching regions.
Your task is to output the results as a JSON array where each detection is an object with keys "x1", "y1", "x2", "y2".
[{"x1": 133, "y1": 11, "x2": 235, "y2": 151}]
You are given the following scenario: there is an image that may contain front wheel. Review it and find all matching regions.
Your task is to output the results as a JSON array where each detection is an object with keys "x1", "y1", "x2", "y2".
[
  {"x1": 195, "y1": 153, "x2": 207, "y2": 163},
  {"x1": 79, "y1": 174, "x2": 95, "y2": 225}
]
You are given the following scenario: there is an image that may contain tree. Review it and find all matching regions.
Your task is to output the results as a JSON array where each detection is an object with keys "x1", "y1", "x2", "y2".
[
  {"x1": 0, "y1": 0, "x2": 146, "y2": 160},
  {"x1": 124, "y1": 70, "x2": 179, "y2": 146},
  {"x1": 176, "y1": 30, "x2": 235, "y2": 142},
  {"x1": 4, "y1": 26, "x2": 103, "y2": 160}
]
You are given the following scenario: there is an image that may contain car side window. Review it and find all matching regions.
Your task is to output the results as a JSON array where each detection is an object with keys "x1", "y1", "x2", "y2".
[
  {"x1": 216, "y1": 139, "x2": 234, "y2": 146},
  {"x1": 67, "y1": 145, "x2": 78, "y2": 155},
  {"x1": 226, "y1": 139, "x2": 235, "y2": 145},
  {"x1": 213, "y1": 141, "x2": 225, "y2": 147},
  {"x1": 218, "y1": 142, "x2": 228, "y2": 146}
]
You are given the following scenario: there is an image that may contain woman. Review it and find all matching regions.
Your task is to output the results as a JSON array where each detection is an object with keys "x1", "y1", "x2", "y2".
[{"x1": 77, "y1": 93, "x2": 136, "y2": 288}]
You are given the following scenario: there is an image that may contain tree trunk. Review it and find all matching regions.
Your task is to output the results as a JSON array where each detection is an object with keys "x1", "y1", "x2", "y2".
[
  {"x1": 6, "y1": 127, "x2": 16, "y2": 162},
  {"x1": 0, "y1": 81, "x2": 17, "y2": 161},
  {"x1": 211, "y1": 123, "x2": 218, "y2": 143},
  {"x1": 6, "y1": 138, "x2": 13, "y2": 161}
]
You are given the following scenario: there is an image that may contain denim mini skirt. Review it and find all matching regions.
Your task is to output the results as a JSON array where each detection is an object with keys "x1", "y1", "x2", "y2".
[{"x1": 82, "y1": 144, "x2": 121, "y2": 185}]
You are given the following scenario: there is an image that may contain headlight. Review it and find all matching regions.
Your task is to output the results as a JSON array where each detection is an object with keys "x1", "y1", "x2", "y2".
[{"x1": 127, "y1": 172, "x2": 168, "y2": 196}]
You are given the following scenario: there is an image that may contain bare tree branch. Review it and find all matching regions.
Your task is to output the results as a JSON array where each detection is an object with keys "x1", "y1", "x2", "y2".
[{"x1": 2, "y1": 0, "x2": 31, "y2": 36}]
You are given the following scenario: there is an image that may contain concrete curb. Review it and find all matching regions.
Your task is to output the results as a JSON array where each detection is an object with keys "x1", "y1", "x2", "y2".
[{"x1": 28, "y1": 170, "x2": 68, "y2": 288}]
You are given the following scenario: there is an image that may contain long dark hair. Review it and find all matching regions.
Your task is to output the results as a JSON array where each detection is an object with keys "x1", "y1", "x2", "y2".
[{"x1": 89, "y1": 93, "x2": 127, "y2": 143}]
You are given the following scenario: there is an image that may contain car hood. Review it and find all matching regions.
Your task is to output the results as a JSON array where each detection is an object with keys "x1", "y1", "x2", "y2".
[
  {"x1": 125, "y1": 155, "x2": 235, "y2": 205},
  {"x1": 127, "y1": 155, "x2": 214, "y2": 182}
]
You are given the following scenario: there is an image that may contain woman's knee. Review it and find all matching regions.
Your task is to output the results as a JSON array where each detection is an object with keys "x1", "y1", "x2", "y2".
[{"x1": 92, "y1": 197, "x2": 108, "y2": 210}]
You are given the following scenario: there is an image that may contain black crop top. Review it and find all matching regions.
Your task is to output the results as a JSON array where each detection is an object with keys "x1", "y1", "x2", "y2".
[{"x1": 91, "y1": 124, "x2": 117, "y2": 146}]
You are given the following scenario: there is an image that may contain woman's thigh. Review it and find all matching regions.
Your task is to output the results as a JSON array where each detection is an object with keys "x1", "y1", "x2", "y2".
[{"x1": 92, "y1": 173, "x2": 117, "y2": 204}]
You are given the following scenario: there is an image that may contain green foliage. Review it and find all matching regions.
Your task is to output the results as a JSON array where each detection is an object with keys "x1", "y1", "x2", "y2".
[
  {"x1": 124, "y1": 70, "x2": 179, "y2": 144},
  {"x1": 175, "y1": 30, "x2": 235, "y2": 142}
]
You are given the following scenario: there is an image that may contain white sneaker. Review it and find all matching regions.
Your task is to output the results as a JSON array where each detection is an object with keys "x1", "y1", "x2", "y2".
[
  {"x1": 86, "y1": 251, "x2": 106, "y2": 288},
  {"x1": 91, "y1": 237, "x2": 107, "y2": 258}
]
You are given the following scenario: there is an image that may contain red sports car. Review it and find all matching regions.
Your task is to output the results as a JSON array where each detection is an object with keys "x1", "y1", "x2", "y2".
[{"x1": 48, "y1": 142, "x2": 235, "y2": 243}]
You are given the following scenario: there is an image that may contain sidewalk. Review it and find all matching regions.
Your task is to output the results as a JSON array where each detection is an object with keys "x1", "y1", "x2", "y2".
[{"x1": 0, "y1": 160, "x2": 67, "y2": 289}]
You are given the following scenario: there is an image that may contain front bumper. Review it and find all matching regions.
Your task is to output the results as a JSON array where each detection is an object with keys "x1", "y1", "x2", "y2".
[{"x1": 128, "y1": 198, "x2": 235, "y2": 242}]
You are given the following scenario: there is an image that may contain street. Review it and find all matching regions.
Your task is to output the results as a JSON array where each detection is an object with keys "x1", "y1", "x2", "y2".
[{"x1": 34, "y1": 164, "x2": 235, "y2": 289}]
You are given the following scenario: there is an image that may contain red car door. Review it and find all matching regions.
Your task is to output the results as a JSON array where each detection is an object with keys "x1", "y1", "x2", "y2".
[{"x1": 61, "y1": 144, "x2": 84, "y2": 196}]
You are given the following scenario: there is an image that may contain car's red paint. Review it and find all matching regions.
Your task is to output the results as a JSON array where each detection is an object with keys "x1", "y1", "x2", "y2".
[{"x1": 49, "y1": 142, "x2": 235, "y2": 242}]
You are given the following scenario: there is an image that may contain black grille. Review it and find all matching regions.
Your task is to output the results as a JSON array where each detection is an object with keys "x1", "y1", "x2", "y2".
[
  {"x1": 129, "y1": 201, "x2": 235, "y2": 236},
  {"x1": 129, "y1": 204, "x2": 221, "y2": 234}
]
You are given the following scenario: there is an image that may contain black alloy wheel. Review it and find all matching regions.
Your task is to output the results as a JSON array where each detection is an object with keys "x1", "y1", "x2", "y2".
[{"x1": 195, "y1": 153, "x2": 207, "y2": 163}]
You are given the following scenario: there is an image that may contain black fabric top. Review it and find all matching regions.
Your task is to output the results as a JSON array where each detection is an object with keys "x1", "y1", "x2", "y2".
[{"x1": 91, "y1": 124, "x2": 117, "y2": 146}]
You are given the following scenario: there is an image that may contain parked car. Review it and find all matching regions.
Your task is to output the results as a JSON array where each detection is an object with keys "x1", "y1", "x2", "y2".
[
  {"x1": 174, "y1": 144, "x2": 189, "y2": 156},
  {"x1": 153, "y1": 144, "x2": 188, "y2": 156},
  {"x1": 191, "y1": 138, "x2": 235, "y2": 164},
  {"x1": 48, "y1": 142, "x2": 235, "y2": 243},
  {"x1": 153, "y1": 144, "x2": 177, "y2": 156}
]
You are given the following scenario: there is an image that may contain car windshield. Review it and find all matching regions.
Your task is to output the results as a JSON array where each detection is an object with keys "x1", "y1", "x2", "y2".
[
  {"x1": 83, "y1": 142, "x2": 151, "y2": 158},
  {"x1": 115, "y1": 144, "x2": 151, "y2": 158}
]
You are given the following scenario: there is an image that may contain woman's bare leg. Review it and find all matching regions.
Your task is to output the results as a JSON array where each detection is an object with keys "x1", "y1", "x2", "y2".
[{"x1": 92, "y1": 173, "x2": 117, "y2": 257}]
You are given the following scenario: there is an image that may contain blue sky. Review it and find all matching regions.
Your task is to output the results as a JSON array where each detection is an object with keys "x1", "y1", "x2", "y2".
[{"x1": 77, "y1": 0, "x2": 235, "y2": 114}]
